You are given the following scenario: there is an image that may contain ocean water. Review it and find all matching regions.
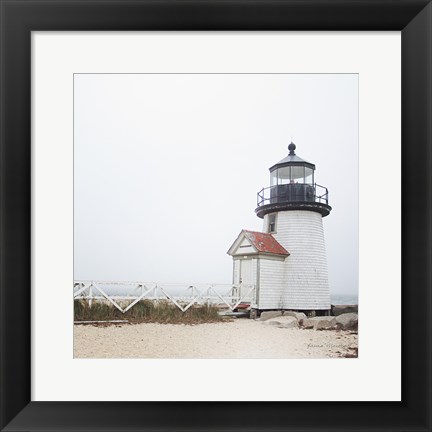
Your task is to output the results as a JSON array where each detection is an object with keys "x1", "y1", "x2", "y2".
[{"x1": 330, "y1": 293, "x2": 358, "y2": 305}]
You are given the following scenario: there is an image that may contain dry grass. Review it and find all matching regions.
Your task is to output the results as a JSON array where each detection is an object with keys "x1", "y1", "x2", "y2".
[{"x1": 74, "y1": 299, "x2": 224, "y2": 324}]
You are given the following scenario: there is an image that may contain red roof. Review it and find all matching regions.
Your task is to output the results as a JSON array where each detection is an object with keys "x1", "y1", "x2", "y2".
[{"x1": 242, "y1": 230, "x2": 289, "y2": 256}]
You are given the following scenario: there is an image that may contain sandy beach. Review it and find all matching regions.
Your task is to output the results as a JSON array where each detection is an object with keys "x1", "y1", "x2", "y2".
[{"x1": 74, "y1": 319, "x2": 358, "y2": 359}]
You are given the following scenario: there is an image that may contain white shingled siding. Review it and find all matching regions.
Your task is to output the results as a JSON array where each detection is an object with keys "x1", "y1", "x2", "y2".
[
  {"x1": 260, "y1": 210, "x2": 330, "y2": 310},
  {"x1": 256, "y1": 258, "x2": 286, "y2": 309}
]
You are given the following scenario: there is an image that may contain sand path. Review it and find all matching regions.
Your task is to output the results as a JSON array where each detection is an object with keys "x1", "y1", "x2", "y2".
[{"x1": 74, "y1": 319, "x2": 358, "y2": 359}]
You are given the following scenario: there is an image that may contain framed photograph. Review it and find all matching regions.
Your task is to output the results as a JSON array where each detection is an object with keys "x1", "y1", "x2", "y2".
[{"x1": 1, "y1": 0, "x2": 431, "y2": 431}]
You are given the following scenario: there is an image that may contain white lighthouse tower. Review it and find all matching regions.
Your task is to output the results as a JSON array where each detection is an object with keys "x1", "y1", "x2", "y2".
[{"x1": 227, "y1": 142, "x2": 332, "y2": 315}]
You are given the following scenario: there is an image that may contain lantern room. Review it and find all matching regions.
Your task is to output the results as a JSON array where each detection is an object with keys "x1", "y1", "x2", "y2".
[
  {"x1": 256, "y1": 142, "x2": 332, "y2": 218},
  {"x1": 270, "y1": 142, "x2": 315, "y2": 186}
]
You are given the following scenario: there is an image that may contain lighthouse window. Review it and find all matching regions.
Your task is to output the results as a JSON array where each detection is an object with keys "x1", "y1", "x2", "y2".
[
  {"x1": 278, "y1": 166, "x2": 291, "y2": 185},
  {"x1": 270, "y1": 170, "x2": 278, "y2": 186},
  {"x1": 305, "y1": 167, "x2": 314, "y2": 184},
  {"x1": 291, "y1": 166, "x2": 305, "y2": 183},
  {"x1": 267, "y1": 214, "x2": 277, "y2": 233}
]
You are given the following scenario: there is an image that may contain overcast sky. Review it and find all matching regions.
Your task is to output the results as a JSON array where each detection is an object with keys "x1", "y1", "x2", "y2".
[{"x1": 74, "y1": 74, "x2": 358, "y2": 296}]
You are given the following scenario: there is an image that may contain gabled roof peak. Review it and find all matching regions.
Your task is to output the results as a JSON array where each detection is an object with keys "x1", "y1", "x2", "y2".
[{"x1": 227, "y1": 230, "x2": 289, "y2": 257}]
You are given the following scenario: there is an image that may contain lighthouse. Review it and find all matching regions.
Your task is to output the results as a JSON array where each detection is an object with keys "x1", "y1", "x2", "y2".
[{"x1": 227, "y1": 142, "x2": 332, "y2": 316}]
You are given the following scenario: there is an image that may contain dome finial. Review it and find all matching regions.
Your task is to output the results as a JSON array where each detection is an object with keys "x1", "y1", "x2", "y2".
[{"x1": 288, "y1": 141, "x2": 296, "y2": 155}]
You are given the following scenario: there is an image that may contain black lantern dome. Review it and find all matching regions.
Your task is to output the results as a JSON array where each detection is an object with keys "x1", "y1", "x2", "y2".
[{"x1": 255, "y1": 142, "x2": 332, "y2": 218}]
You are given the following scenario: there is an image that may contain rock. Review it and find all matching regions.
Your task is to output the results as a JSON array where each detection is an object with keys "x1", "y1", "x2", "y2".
[
  {"x1": 283, "y1": 311, "x2": 307, "y2": 324},
  {"x1": 302, "y1": 318, "x2": 314, "y2": 329},
  {"x1": 316, "y1": 319, "x2": 337, "y2": 330},
  {"x1": 265, "y1": 320, "x2": 281, "y2": 326},
  {"x1": 331, "y1": 304, "x2": 358, "y2": 316},
  {"x1": 264, "y1": 316, "x2": 298, "y2": 329},
  {"x1": 302, "y1": 316, "x2": 337, "y2": 330},
  {"x1": 335, "y1": 313, "x2": 358, "y2": 330},
  {"x1": 259, "y1": 311, "x2": 283, "y2": 321}
]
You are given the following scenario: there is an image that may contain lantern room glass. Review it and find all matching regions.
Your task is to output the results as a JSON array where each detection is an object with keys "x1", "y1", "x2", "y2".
[
  {"x1": 277, "y1": 167, "x2": 291, "y2": 185},
  {"x1": 270, "y1": 170, "x2": 278, "y2": 186},
  {"x1": 290, "y1": 166, "x2": 305, "y2": 183},
  {"x1": 270, "y1": 166, "x2": 315, "y2": 185},
  {"x1": 305, "y1": 167, "x2": 314, "y2": 184}
]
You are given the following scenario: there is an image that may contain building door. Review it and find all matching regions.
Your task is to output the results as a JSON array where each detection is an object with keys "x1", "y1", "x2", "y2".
[{"x1": 239, "y1": 258, "x2": 253, "y2": 299}]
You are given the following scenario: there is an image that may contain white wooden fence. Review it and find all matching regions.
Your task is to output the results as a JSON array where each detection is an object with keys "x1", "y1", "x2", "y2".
[{"x1": 73, "y1": 281, "x2": 256, "y2": 314}]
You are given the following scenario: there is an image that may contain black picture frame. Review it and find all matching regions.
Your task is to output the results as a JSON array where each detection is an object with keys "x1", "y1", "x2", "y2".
[{"x1": 1, "y1": 1, "x2": 431, "y2": 431}]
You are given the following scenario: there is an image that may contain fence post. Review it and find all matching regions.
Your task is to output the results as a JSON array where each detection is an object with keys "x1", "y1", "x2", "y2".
[{"x1": 89, "y1": 284, "x2": 93, "y2": 308}]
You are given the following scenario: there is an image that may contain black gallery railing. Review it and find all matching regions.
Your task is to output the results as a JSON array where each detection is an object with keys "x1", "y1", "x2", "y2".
[{"x1": 257, "y1": 183, "x2": 329, "y2": 207}]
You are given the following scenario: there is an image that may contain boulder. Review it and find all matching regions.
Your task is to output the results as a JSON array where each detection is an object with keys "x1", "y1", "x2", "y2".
[
  {"x1": 264, "y1": 320, "x2": 281, "y2": 326},
  {"x1": 302, "y1": 316, "x2": 337, "y2": 330},
  {"x1": 283, "y1": 311, "x2": 307, "y2": 324},
  {"x1": 335, "y1": 313, "x2": 358, "y2": 330},
  {"x1": 331, "y1": 304, "x2": 358, "y2": 316},
  {"x1": 259, "y1": 311, "x2": 283, "y2": 321},
  {"x1": 263, "y1": 316, "x2": 298, "y2": 329}
]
